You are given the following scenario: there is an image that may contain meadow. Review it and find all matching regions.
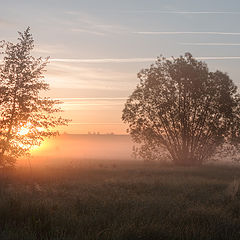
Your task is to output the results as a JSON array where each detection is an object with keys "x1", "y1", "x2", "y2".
[{"x1": 1, "y1": 161, "x2": 240, "y2": 240}]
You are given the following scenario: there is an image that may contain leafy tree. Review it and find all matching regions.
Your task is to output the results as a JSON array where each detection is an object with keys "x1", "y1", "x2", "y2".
[
  {"x1": 122, "y1": 53, "x2": 240, "y2": 165},
  {"x1": 0, "y1": 27, "x2": 69, "y2": 167}
]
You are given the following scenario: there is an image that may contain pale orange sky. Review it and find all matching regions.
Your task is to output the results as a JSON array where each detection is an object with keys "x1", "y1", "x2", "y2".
[{"x1": 44, "y1": 61, "x2": 148, "y2": 134}]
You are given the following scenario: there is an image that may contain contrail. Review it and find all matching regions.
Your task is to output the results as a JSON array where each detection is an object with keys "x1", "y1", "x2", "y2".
[
  {"x1": 62, "y1": 103, "x2": 124, "y2": 106},
  {"x1": 51, "y1": 58, "x2": 155, "y2": 63},
  {"x1": 135, "y1": 31, "x2": 240, "y2": 35},
  {"x1": 180, "y1": 43, "x2": 240, "y2": 46},
  {"x1": 196, "y1": 56, "x2": 240, "y2": 60},
  {"x1": 126, "y1": 11, "x2": 240, "y2": 14},
  {"x1": 70, "y1": 122, "x2": 123, "y2": 125},
  {"x1": 50, "y1": 56, "x2": 240, "y2": 64},
  {"x1": 55, "y1": 97, "x2": 127, "y2": 100}
]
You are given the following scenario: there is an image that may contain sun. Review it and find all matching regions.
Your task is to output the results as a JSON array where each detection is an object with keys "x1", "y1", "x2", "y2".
[
  {"x1": 17, "y1": 123, "x2": 45, "y2": 137},
  {"x1": 17, "y1": 122, "x2": 32, "y2": 136},
  {"x1": 18, "y1": 126, "x2": 30, "y2": 136},
  {"x1": 16, "y1": 123, "x2": 38, "y2": 150},
  {"x1": 15, "y1": 122, "x2": 48, "y2": 152}
]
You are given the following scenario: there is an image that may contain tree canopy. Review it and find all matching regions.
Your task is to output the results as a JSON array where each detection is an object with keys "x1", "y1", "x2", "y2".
[
  {"x1": 0, "y1": 27, "x2": 69, "y2": 167},
  {"x1": 122, "y1": 53, "x2": 240, "y2": 165}
]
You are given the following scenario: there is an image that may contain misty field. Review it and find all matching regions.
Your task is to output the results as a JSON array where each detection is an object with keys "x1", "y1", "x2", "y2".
[{"x1": 1, "y1": 162, "x2": 240, "y2": 240}]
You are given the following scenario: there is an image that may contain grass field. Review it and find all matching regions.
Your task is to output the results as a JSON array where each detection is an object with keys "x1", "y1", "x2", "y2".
[{"x1": 1, "y1": 161, "x2": 240, "y2": 240}]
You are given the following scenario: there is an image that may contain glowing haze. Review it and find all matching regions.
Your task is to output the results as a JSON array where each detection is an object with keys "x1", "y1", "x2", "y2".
[{"x1": 1, "y1": 0, "x2": 240, "y2": 134}]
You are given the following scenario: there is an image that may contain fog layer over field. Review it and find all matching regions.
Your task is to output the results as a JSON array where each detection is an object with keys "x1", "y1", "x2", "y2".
[{"x1": 24, "y1": 134, "x2": 134, "y2": 166}]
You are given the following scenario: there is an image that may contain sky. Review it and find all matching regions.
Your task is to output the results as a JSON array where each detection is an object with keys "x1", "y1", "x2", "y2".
[{"x1": 1, "y1": 0, "x2": 240, "y2": 134}]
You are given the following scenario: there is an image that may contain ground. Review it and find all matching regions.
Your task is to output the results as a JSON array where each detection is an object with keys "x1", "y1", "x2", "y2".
[{"x1": 0, "y1": 161, "x2": 240, "y2": 240}]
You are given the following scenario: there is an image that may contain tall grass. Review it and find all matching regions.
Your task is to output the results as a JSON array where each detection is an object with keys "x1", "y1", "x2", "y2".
[{"x1": 0, "y1": 162, "x2": 240, "y2": 240}]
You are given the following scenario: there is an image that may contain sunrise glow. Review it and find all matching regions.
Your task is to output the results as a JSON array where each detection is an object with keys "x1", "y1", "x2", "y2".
[{"x1": 18, "y1": 126, "x2": 30, "y2": 136}]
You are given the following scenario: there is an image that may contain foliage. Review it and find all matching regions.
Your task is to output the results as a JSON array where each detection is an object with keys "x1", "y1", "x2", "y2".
[
  {"x1": 132, "y1": 145, "x2": 170, "y2": 162},
  {"x1": 122, "y1": 53, "x2": 240, "y2": 165},
  {"x1": 0, "y1": 28, "x2": 69, "y2": 167}
]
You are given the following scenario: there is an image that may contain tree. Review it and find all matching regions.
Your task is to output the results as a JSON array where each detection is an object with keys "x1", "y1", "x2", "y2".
[
  {"x1": 122, "y1": 53, "x2": 240, "y2": 165},
  {"x1": 0, "y1": 27, "x2": 69, "y2": 167}
]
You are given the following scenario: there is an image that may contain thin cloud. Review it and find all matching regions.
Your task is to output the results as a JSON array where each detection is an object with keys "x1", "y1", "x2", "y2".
[
  {"x1": 50, "y1": 58, "x2": 155, "y2": 63},
  {"x1": 70, "y1": 122, "x2": 123, "y2": 125},
  {"x1": 71, "y1": 28, "x2": 105, "y2": 36},
  {"x1": 34, "y1": 44, "x2": 69, "y2": 54},
  {"x1": 127, "y1": 11, "x2": 240, "y2": 14},
  {"x1": 180, "y1": 43, "x2": 240, "y2": 46},
  {"x1": 135, "y1": 31, "x2": 240, "y2": 36},
  {"x1": 50, "y1": 57, "x2": 240, "y2": 64},
  {"x1": 196, "y1": 56, "x2": 240, "y2": 60},
  {"x1": 46, "y1": 61, "x2": 135, "y2": 90},
  {"x1": 3, "y1": 57, "x2": 240, "y2": 67},
  {"x1": 65, "y1": 11, "x2": 127, "y2": 35},
  {"x1": 66, "y1": 10, "x2": 240, "y2": 15},
  {"x1": 0, "y1": 18, "x2": 14, "y2": 26},
  {"x1": 62, "y1": 103, "x2": 124, "y2": 106},
  {"x1": 56, "y1": 97, "x2": 127, "y2": 100},
  {"x1": 48, "y1": 62, "x2": 133, "y2": 80}
]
